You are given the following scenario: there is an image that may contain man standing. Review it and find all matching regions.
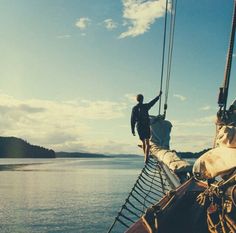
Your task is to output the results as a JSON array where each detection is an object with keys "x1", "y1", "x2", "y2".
[{"x1": 131, "y1": 91, "x2": 162, "y2": 163}]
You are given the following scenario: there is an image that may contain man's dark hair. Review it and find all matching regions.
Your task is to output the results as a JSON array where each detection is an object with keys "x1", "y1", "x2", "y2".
[{"x1": 136, "y1": 94, "x2": 144, "y2": 103}]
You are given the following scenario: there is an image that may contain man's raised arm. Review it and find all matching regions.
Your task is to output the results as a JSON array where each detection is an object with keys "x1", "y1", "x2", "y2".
[{"x1": 147, "y1": 91, "x2": 162, "y2": 110}]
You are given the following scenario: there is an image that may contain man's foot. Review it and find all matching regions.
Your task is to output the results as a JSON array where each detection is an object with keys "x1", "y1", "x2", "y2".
[{"x1": 138, "y1": 144, "x2": 143, "y2": 148}]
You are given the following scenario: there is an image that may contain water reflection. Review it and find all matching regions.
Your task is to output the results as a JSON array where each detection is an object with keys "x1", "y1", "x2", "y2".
[{"x1": 0, "y1": 157, "x2": 143, "y2": 233}]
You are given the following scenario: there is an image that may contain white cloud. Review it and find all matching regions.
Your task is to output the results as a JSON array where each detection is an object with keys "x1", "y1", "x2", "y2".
[
  {"x1": 0, "y1": 93, "x2": 128, "y2": 152},
  {"x1": 0, "y1": 92, "x2": 217, "y2": 154},
  {"x1": 56, "y1": 34, "x2": 72, "y2": 39},
  {"x1": 172, "y1": 115, "x2": 215, "y2": 128},
  {"x1": 104, "y1": 19, "x2": 118, "y2": 30},
  {"x1": 173, "y1": 94, "x2": 187, "y2": 101},
  {"x1": 75, "y1": 17, "x2": 91, "y2": 30},
  {"x1": 171, "y1": 134, "x2": 213, "y2": 152},
  {"x1": 120, "y1": 0, "x2": 170, "y2": 38},
  {"x1": 199, "y1": 105, "x2": 211, "y2": 111},
  {"x1": 170, "y1": 115, "x2": 216, "y2": 152},
  {"x1": 124, "y1": 93, "x2": 136, "y2": 103},
  {"x1": 55, "y1": 139, "x2": 136, "y2": 154},
  {"x1": 197, "y1": 115, "x2": 216, "y2": 124}
]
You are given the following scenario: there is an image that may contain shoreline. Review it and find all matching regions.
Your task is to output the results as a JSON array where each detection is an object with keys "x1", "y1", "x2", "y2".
[{"x1": 0, "y1": 163, "x2": 44, "y2": 171}]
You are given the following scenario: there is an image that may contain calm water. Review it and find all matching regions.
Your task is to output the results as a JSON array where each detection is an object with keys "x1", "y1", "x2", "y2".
[{"x1": 0, "y1": 157, "x2": 144, "y2": 233}]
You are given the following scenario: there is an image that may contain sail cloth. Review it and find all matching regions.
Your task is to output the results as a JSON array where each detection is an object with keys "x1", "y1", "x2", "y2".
[
  {"x1": 215, "y1": 125, "x2": 236, "y2": 148},
  {"x1": 193, "y1": 147, "x2": 236, "y2": 180},
  {"x1": 193, "y1": 102, "x2": 236, "y2": 180},
  {"x1": 150, "y1": 116, "x2": 172, "y2": 150},
  {"x1": 228, "y1": 99, "x2": 236, "y2": 125},
  {"x1": 149, "y1": 116, "x2": 191, "y2": 173},
  {"x1": 193, "y1": 124, "x2": 236, "y2": 180}
]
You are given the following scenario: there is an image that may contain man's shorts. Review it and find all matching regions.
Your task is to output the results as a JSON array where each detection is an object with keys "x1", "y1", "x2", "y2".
[{"x1": 137, "y1": 125, "x2": 150, "y2": 140}]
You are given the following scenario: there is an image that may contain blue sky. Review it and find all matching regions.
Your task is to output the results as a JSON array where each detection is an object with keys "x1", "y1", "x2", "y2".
[{"x1": 0, "y1": 0, "x2": 235, "y2": 153}]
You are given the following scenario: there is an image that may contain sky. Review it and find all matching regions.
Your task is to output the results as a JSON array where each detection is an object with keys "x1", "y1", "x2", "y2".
[{"x1": 0, "y1": 0, "x2": 235, "y2": 154}]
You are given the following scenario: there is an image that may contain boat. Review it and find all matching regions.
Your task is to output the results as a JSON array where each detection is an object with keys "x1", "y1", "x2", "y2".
[{"x1": 107, "y1": 0, "x2": 236, "y2": 232}]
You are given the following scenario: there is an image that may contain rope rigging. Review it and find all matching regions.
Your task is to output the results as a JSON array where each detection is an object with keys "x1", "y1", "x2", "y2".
[
  {"x1": 164, "y1": 0, "x2": 178, "y2": 117},
  {"x1": 158, "y1": 0, "x2": 177, "y2": 117},
  {"x1": 107, "y1": 156, "x2": 176, "y2": 233},
  {"x1": 158, "y1": 0, "x2": 169, "y2": 115}
]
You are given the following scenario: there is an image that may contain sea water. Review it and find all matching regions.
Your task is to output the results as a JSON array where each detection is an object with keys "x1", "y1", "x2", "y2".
[{"x1": 0, "y1": 157, "x2": 144, "y2": 233}]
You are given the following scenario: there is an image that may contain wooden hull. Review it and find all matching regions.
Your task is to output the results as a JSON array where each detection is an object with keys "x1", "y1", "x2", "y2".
[
  {"x1": 124, "y1": 219, "x2": 150, "y2": 233},
  {"x1": 126, "y1": 178, "x2": 207, "y2": 233}
]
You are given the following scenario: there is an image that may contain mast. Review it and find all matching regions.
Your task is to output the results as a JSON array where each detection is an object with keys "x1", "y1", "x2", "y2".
[{"x1": 219, "y1": 0, "x2": 236, "y2": 112}]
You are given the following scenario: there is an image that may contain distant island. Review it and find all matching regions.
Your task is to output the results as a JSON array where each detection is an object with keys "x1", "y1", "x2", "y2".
[
  {"x1": 177, "y1": 148, "x2": 210, "y2": 159},
  {"x1": 0, "y1": 136, "x2": 210, "y2": 159},
  {"x1": 56, "y1": 152, "x2": 109, "y2": 158},
  {"x1": 56, "y1": 150, "x2": 209, "y2": 159},
  {"x1": 56, "y1": 152, "x2": 141, "y2": 158},
  {"x1": 0, "y1": 137, "x2": 55, "y2": 158}
]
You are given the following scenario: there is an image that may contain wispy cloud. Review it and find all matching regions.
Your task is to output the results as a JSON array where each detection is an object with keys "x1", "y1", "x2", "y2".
[
  {"x1": 171, "y1": 115, "x2": 216, "y2": 152},
  {"x1": 57, "y1": 34, "x2": 72, "y2": 39},
  {"x1": 199, "y1": 105, "x2": 211, "y2": 111},
  {"x1": 0, "y1": 92, "x2": 216, "y2": 154},
  {"x1": 171, "y1": 134, "x2": 213, "y2": 152},
  {"x1": 172, "y1": 115, "x2": 215, "y2": 128},
  {"x1": 104, "y1": 19, "x2": 118, "y2": 30},
  {"x1": 55, "y1": 139, "x2": 136, "y2": 154},
  {"x1": 75, "y1": 17, "x2": 91, "y2": 30},
  {"x1": 0, "y1": 93, "x2": 128, "y2": 152},
  {"x1": 124, "y1": 93, "x2": 136, "y2": 103},
  {"x1": 120, "y1": 0, "x2": 170, "y2": 38},
  {"x1": 173, "y1": 94, "x2": 187, "y2": 101}
]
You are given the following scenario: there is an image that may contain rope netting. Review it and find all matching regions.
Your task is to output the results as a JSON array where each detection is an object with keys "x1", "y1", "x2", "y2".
[{"x1": 107, "y1": 156, "x2": 176, "y2": 233}]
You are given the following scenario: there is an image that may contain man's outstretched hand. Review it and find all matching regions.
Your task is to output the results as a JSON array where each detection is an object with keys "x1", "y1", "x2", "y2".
[{"x1": 132, "y1": 131, "x2": 136, "y2": 136}]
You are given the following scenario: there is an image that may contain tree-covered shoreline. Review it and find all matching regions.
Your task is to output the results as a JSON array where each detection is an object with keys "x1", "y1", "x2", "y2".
[
  {"x1": 0, "y1": 137, "x2": 55, "y2": 158},
  {"x1": 0, "y1": 136, "x2": 210, "y2": 159}
]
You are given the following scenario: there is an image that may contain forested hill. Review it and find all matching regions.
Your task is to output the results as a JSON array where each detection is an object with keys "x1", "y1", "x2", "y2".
[
  {"x1": 56, "y1": 152, "x2": 108, "y2": 158},
  {"x1": 0, "y1": 137, "x2": 55, "y2": 158},
  {"x1": 178, "y1": 148, "x2": 210, "y2": 159}
]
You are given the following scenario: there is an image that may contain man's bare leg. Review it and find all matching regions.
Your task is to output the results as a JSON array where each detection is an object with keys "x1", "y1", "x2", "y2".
[
  {"x1": 141, "y1": 140, "x2": 146, "y2": 156},
  {"x1": 144, "y1": 139, "x2": 150, "y2": 163}
]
